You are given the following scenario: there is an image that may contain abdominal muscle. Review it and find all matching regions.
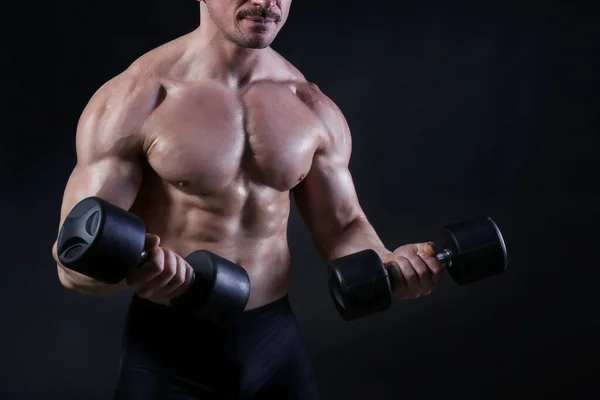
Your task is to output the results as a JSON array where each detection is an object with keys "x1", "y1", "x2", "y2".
[{"x1": 130, "y1": 171, "x2": 294, "y2": 310}]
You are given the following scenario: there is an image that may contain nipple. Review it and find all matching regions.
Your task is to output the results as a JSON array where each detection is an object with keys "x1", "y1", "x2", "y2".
[{"x1": 176, "y1": 180, "x2": 189, "y2": 188}]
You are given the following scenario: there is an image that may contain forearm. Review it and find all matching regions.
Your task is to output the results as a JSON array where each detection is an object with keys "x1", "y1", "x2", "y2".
[
  {"x1": 319, "y1": 216, "x2": 392, "y2": 262},
  {"x1": 57, "y1": 265, "x2": 127, "y2": 297}
]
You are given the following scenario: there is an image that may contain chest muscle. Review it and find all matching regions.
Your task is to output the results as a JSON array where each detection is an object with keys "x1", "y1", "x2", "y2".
[{"x1": 144, "y1": 81, "x2": 323, "y2": 193}]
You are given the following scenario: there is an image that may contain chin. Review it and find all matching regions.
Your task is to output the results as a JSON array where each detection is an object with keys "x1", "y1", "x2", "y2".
[
  {"x1": 236, "y1": 35, "x2": 274, "y2": 49},
  {"x1": 243, "y1": 38, "x2": 272, "y2": 49}
]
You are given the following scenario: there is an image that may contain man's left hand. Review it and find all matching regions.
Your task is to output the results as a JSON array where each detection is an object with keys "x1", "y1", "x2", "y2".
[{"x1": 382, "y1": 242, "x2": 444, "y2": 299}]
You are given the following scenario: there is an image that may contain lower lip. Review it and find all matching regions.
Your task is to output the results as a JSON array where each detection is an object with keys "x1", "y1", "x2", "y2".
[{"x1": 243, "y1": 18, "x2": 275, "y2": 27}]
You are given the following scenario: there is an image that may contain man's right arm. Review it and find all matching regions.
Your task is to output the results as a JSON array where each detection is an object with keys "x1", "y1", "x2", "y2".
[{"x1": 53, "y1": 73, "x2": 154, "y2": 296}]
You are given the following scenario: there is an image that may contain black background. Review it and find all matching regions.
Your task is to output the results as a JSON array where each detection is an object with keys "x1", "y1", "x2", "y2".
[{"x1": 2, "y1": 1, "x2": 599, "y2": 398}]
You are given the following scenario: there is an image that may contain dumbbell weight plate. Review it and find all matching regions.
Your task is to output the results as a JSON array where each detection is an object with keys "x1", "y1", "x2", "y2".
[
  {"x1": 328, "y1": 249, "x2": 393, "y2": 321},
  {"x1": 440, "y1": 216, "x2": 508, "y2": 285},
  {"x1": 171, "y1": 250, "x2": 251, "y2": 319},
  {"x1": 57, "y1": 197, "x2": 147, "y2": 284}
]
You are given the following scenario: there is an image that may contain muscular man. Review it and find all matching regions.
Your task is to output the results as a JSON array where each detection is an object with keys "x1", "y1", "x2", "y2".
[{"x1": 52, "y1": 0, "x2": 444, "y2": 398}]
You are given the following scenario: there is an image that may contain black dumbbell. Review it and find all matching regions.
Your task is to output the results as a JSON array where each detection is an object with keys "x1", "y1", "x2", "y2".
[
  {"x1": 56, "y1": 197, "x2": 251, "y2": 318},
  {"x1": 327, "y1": 216, "x2": 508, "y2": 321}
]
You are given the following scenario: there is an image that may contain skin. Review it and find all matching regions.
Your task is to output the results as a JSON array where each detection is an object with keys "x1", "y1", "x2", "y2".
[{"x1": 52, "y1": 0, "x2": 444, "y2": 310}]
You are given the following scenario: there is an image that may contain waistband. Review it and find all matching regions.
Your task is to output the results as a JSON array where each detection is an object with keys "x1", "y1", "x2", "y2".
[
  {"x1": 128, "y1": 293, "x2": 292, "y2": 329},
  {"x1": 235, "y1": 294, "x2": 291, "y2": 324}
]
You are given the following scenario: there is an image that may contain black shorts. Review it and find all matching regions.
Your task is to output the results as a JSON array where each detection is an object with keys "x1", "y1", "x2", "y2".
[{"x1": 112, "y1": 294, "x2": 320, "y2": 400}]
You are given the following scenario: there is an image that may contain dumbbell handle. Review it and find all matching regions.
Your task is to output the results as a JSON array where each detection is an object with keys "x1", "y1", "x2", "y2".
[
  {"x1": 138, "y1": 250, "x2": 151, "y2": 266},
  {"x1": 384, "y1": 248, "x2": 454, "y2": 293},
  {"x1": 435, "y1": 249, "x2": 454, "y2": 268}
]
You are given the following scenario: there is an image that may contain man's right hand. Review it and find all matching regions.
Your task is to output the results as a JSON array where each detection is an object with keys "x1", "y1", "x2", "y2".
[{"x1": 126, "y1": 234, "x2": 195, "y2": 306}]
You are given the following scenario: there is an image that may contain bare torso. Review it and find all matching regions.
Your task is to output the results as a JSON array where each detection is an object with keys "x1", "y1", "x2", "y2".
[{"x1": 127, "y1": 36, "x2": 327, "y2": 309}]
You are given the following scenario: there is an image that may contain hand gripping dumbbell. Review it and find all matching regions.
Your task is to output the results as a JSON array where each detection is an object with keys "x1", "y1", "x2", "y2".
[
  {"x1": 327, "y1": 217, "x2": 508, "y2": 321},
  {"x1": 56, "y1": 197, "x2": 251, "y2": 318}
]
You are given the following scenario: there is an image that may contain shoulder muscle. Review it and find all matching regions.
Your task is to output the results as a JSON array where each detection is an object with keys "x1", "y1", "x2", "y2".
[
  {"x1": 297, "y1": 82, "x2": 352, "y2": 163},
  {"x1": 76, "y1": 68, "x2": 162, "y2": 164}
]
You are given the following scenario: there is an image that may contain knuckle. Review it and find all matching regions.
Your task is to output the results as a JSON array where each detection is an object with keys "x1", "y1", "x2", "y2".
[
  {"x1": 396, "y1": 257, "x2": 415, "y2": 278},
  {"x1": 172, "y1": 269, "x2": 186, "y2": 285},
  {"x1": 164, "y1": 260, "x2": 177, "y2": 275},
  {"x1": 161, "y1": 248, "x2": 173, "y2": 261},
  {"x1": 404, "y1": 269, "x2": 417, "y2": 281},
  {"x1": 160, "y1": 248, "x2": 170, "y2": 259},
  {"x1": 185, "y1": 263, "x2": 195, "y2": 275},
  {"x1": 415, "y1": 264, "x2": 429, "y2": 277},
  {"x1": 391, "y1": 260, "x2": 403, "y2": 272},
  {"x1": 180, "y1": 258, "x2": 190, "y2": 273},
  {"x1": 153, "y1": 247, "x2": 164, "y2": 258},
  {"x1": 387, "y1": 261, "x2": 402, "y2": 277},
  {"x1": 150, "y1": 260, "x2": 164, "y2": 274},
  {"x1": 149, "y1": 251, "x2": 164, "y2": 271},
  {"x1": 389, "y1": 262, "x2": 402, "y2": 277},
  {"x1": 396, "y1": 256, "x2": 411, "y2": 268},
  {"x1": 403, "y1": 271, "x2": 418, "y2": 284},
  {"x1": 163, "y1": 252, "x2": 178, "y2": 271}
]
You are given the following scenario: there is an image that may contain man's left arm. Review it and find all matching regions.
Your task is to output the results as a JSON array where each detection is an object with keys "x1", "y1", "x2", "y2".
[{"x1": 293, "y1": 87, "x2": 443, "y2": 299}]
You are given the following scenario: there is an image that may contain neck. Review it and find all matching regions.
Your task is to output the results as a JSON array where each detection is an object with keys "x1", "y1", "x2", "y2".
[{"x1": 186, "y1": 5, "x2": 267, "y2": 87}]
